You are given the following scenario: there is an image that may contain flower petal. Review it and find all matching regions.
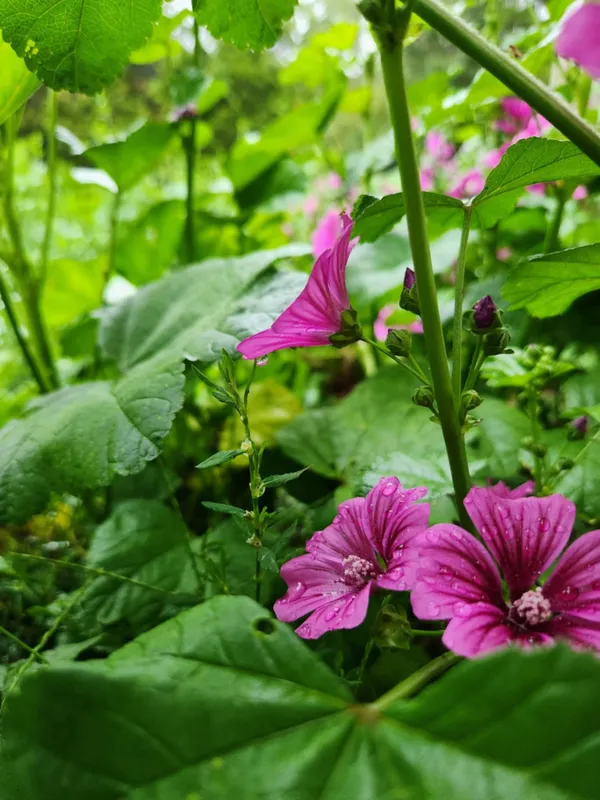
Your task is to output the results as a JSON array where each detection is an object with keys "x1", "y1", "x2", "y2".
[
  {"x1": 363, "y1": 477, "x2": 429, "y2": 559},
  {"x1": 543, "y1": 529, "x2": 600, "y2": 621},
  {"x1": 465, "y1": 487, "x2": 575, "y2": 599},
  {"x1": 410, "y1": 524, "x2": 504, "y2": 620},
  {"x1": 308, "y1": 498, "x2": 374, "y2": 564},
  {"x1": 556, "y1": 4, "x2": 600, "y2": 80},
  {"x1": 487, "y1": 480, "x2": 535, "y2": 499},
  {"x1": 546, "y1": 615, "x2": 600, "y2": 653},
  {"x1": 237, "y1": 327, "x2": 331, "y2": 359},
  {"x1": 442, "y1": 602, "x2": 513, "y2": 657},
  {"x1": 294, "y1": 582, "x2": 373, "y2": 639}
]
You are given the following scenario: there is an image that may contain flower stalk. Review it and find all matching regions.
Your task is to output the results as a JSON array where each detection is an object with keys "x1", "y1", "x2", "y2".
[
  {"x1": 371, "y1": 650, "x2": 461, "y2": 708},
  {"x1": 374, "y1": 9, "x2": 472, "y2": 529},
  {"x1": 451, "y1": 206, "x2": 473, "y2": 401}
]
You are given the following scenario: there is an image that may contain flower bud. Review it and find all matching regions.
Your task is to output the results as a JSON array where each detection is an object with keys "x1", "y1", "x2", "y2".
[
  {"x1": 460, "y1": 389, "x2": 483, "y2": 418},
  {"x1": 413, "y1": 385, "x2": 435, "y2": 410},
  {"x1": 373, "y1": 605, "x2": 412, "y2": 650},
  {"x1": 400, "y1": 268, "x2": 420, "y2": 315},
  {"x1": 569, "y1": 415, "x2": 588, "y2": 440},
  {"x1": 173, "y1": 103, "x2": 199, "y2": 122},
  {"x1": 531, "y1": 442, "x2": 548, "y2": 458},
  {"x1": 557, "y1": 457, "x2": 575, "y2": 471},
  {"x1": 385, "y1": 329, "x2": 412, "y2": 358},
  {"x1": 329, "y1": 308, "x2": 363, "y2": 349},
  {"x1": 473, "y1": 295, "x2": 497, "y2": 329},
  {"x1": 483, "y1": 328, "x2": 511, "y2": 356}
]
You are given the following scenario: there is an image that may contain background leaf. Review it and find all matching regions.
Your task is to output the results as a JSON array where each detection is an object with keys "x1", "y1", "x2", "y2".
[
  {"x1": 0, "y1": 37, "x2": 40, "y2": 125},
  {"x1": 193, "y1": 0, "x2": 299, "y2": 50}
]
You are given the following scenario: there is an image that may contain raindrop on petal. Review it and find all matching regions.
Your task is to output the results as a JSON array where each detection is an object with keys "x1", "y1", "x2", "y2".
[
  {"x1": 290, "y1": 582, "x2": 306, "y2": 600},
  {"x1": 558, "y1": 585, "x2": 579, "y2": 602},
  {"x1": 427, "y1": 602, "x2": 441, "y2": 618},
  {"x1": 382, "y1": 480, "x2": 397, "y2": 497},
  {"x1": 537, "y1": 518, "x2": 550, "y2": 533},
  {"x1": 426, "y1": 529, "x2": 441, "y2": 544},
  {"x1": 453, "y1": 601, "x2": 472, "y2": 618}
]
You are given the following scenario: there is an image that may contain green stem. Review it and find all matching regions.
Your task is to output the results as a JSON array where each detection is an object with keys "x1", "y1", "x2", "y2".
[
  {"x1": 371, "y1": 651, "x2": 461, "y2": 709},
  {"x1": 377, "y1": 32, "x2": 472, "y2": 530},
  {"x1": 411, "y1": 0, "x2": 600, "y2": 167},
  {"x1": 0, "y1": 623, "x2": 47, "y2": 663},
  {"x1": 543, "y1": 189, "x2": 566, "y2": 254},
  {"x1": 0, "y1": 266, "x2": 49, "y2": 392},
  {"x1": 362, "y1": 336, "x2": 430, "y2": 384},
  {"x1": 578, "y1": 74, "x2": 592, "y2": 119},
  {"x1": 103, "y1": 190, "x2": 122, "y2": 292},
  {"x1": 528, "y1": 386, "x2": 544, "y2": 492},
  {"x1": 241, "y1": 362, "x2": 263, "y2": 603},
  {"x1": 411, "y1": 628, "x2": 444, "y2": 638},
  {"x1": 463, "y1": 338, "x2": 485, "y2": 393},
  {"x1": 40, "y1": 91, "x2": 58, "y2": 283},
  {"x1": 183, "y1": 126, "x2": 197, "y2": 263},
  {"x1": 451, "y1": 206, "x2": 473, "y2": 401}
]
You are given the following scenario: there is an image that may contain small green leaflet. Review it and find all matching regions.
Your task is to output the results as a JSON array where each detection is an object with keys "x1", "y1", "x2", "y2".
[
  {"x1": 0, "y1": 0, "x2": 163, "y2": 94},
  {"x1": 194, "y1": 0, "x2": 298, "y2": 50},
  {"x1": 0, "y1": 37, "x2": 40, "y2": 125},
  {"x1": 352, "y1": 192, "x2": 465, "y2": 242},
  {"x1": 260, "y1": 468, "x2": 308, "y2": 489},
  {"x1": 197, "y1": 450, "x2": 245, "y2": 469},
  {"x1": 503, "y1": 244, "x2": 600, "y2": 318},
  {"x1": 202, "y1": 501, "x2": 246, "y2": 517}
]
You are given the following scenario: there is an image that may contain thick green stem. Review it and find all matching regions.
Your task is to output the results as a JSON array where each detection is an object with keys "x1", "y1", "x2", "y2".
[
  {"x1": 543, "y1": 189, "x2": 566, "y2": 254},
  {"x1": 411, "y1": 0, "x2": 600, "y2": 167},
  {"x1": 371, "y1": 651, "x2": 461, "y2": 709},
  {"x1": 378, "y1": 36, "x2": 472, "y2": 529},
  {"x1": 0, "y1": 267, "x2": 49, "y2": 392},
  {"x1": 451, "y1": 206, "x2": 472, "y2": 401},
  {"x1": 40, "y1": 91, "x2": 58, "y2": 283}
]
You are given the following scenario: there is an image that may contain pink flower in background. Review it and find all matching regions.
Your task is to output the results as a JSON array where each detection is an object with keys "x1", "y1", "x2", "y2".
[
  {"x1": 496, "y1": 247, "x2": 513, "y2": 262},
  {"x1": 275, "y1": 477, "x2": 429, "y2": 639},
  {"x1": 527, "y1": 183, "x2": 547, "y2": 196},
  {"x1": 374, "y1": 304, "x2": 424, "y2": 342},
  {"x1": 449, "y1": 169, "x2": 485, "y2": 199},
  {"x1": 573, "y1": 185, "x2": 589, "y2": 200},
  {"x1": 411, "y1": 483, "x2": 600, "y2": 658},
  {"x1": 485, "y1": 143, "x2": 509, "y2": 170},
  {"x1": 237, "y1": 213, "x2": 357, "y2": 359},
  {"x1": 327, "y1": 172, "x2": 344, "y2": 190},
  {"x1": 556, "y1": 3, "x2": 600, "y2": 80},
  {"x1": 425, "y1": 131, "x2": 455, "y2": 163},
  {"x1": 495, "y1": 97, "x2": 533, "y2": 135},
  {"x1": 511, "y1": 116, "x2": 552, "y2": 143},
  {"x1": 420, "y1": 167, "x2": 435, "y2": 191},
  {"x1": 312, "y1": 209, "x2": 344, "y2": 258},
  {"x1": 303, "y1": 195, "x2": 319, "y2": 216}
]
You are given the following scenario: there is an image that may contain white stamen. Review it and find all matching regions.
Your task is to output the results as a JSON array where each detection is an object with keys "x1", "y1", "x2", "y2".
[{"x1": 511, "y1": 587, "x2": 552, "y2": 626}]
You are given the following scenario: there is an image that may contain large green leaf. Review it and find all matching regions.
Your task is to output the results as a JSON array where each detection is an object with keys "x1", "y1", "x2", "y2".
[
  {"x1": 42, "y1": 258, "x2": 104, "y2": 328},
  {"x1": 5, "y1": 596, "x2": 600, "y2": 799},
  {"x1": 0, "y1": 37, "x2": 40, "y2": 125},
  {"x1": 503, "y1": 244, "x2": 600, "y2": 318},
  {"x1": 555, "y1": 431, "x2": 600, "y2": 521},
  {"x1": 99, "y1": 245, "x2": 310, "y2": 373},
  {"x1": 353, "y1": 193, "x2": 465, "y2": 243},
  {"x1": 0, "y1": 0, "x2": 162, "y2": 94},
  {"x1": 85, "y1": 123, "x2": 175, "y2": 193},
  {"x1": 0, "y1": 356, "x2": 184, "y2": 524},
  {"x1": 472, "y1": 139, "x2": 600, "y2": 210},
  {"x1": 76, "y1": 500, "x2": 193, "y2": 630},
  {"x1": 470, "y1": 397, "x2": 530, "y2": 479},
  {"x1": 193, "y1": 0, "x2": 298, "y2": 50}
]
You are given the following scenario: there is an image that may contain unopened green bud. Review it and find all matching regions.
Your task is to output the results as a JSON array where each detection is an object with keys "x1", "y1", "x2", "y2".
[
  {"x1": 329, "y1": 308, "x2": 363, "y2": 349},
  {"x1": 531, "y1": 442, "x2": 548, "y2": 458},
  {"x1": 461, "y1": 390, "x2": 483, "y2": 416},
  {"x1": 400, "y1": 268, "x2": 420, "y2": 315},
  {"x1": 386, "y1": 329, "x2": 412, "y2": 358},
  {"x1": 483, "y1": 328, "x2": 511, "y2": 356},
  {"x1": 557, "y1": 457, "x2": 575, "y2": 471},
  {"x1": 413, "y1": 385, "x2": 435, "y2": 410}
]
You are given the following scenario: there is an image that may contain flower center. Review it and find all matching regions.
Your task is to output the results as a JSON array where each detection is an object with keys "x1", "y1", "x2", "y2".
[
  {"x1": 342, "y1": 555, "x2": 377, "y2": 587},
  {"x1": 510, "y1": 587, "x2": 552, "y2": 626}
]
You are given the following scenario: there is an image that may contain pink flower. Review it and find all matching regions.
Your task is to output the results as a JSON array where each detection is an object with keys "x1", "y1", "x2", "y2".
[
  {"x1": 327, "y1": 172, "x2": 344, "y2": 190},
  {"x1": 312, "y1": 209, "x2": 343, "y2": 258},
  {"x1": 425, "y1": 131, "x2": 455, "y2": 163},
  {"x1": 449, "y1": 170, "x2": 486, "y2": 199},
  {"x1": 485, "y1": 144, "x2": 509, "y2": 170},
  {"x1": 374, "y1": 304, "x2": 424, "y2": 342},
  {"x1": 526, "y1": 183, "x2": 547, "y2": 196},
  {"x1": 496, "y1": 97, "x2": 533, "y2": 135},
  {"x1": 556, "y1": 3, "x2": 600, "y2": 80},
  {"x1": 237, "y1": 213, "x2": 357, "y2": 359},
  {"x1": 420, "y1": 167, "x2": 435, "y2": 191},
  {"x1": 411, "y1": 483, "x2": 600, "y2": 658},
  {"x1": 274, "y1": 477, "x2": 429, "y2": 638},
  {"x1": 303, "y1": 195, "x2": 319, "y2": 216},
  {"x1": 573, "y1": 185, "x2": 589, "y2": 200},
  {"x1": 486, "y1": 479, "x2": 534, "y2": 499},
  {"x1": 511, "y1": 117, "x2": 551, "y2": 143},
  {"x1": 496, "y1": 247, "x2": 513, "y2": 262}
]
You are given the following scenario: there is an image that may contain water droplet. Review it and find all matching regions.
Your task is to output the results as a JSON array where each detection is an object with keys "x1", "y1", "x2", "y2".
[
  {"x1": 481, "y1": 525, "x2": 490, "y2": 536},
  {"x1": 587, "y1": 564, "x2": 595, "y2": 573},
  {"x1": 382, "y1": 479, "x2": 397, "y2": 497},
  {"x1": 427, "y1": 602, "x2": 441, "y2": 618},
  {"x1": 453, "y1": 601, "x2": 472, "y2": 618},
  {"x1": 333, "y1": 515, "x2": 342, "y2": 525},
  {"x1": 391, "y1": 567, "x2": 404, "y2": 579},
  {"x1": 452, "y1": 580, "x2": 463, "y2": 591},
  {"x1": 289, "y1": 582, "x2": 306, "y2": 600},
  {"x1": 558, "y1": 585, "x2": 579, "y2": 602},
  {"x1": 257, "y1": 356, "x2": 268, "y2": 367},
  {"x1": 423, "y1": 575, "x2": 436, "y2": 586},
  {"x1": 278, "y1": 596, "x2": 288, "y2": 605},
  {"x1": 524, "y1": 527, "x2": 532, "y2": 539},
  {"x1": 393, "y1": 545, "x2": 404, "y2": 559},
  {"x1": 515, "y1": 513, "x2": 523, "y2": 522},
  {"x1": 324, "y1": 608, "x2": 338, "y2": 622},
  {"x1": 537, "y1": 517, "x2": 550, "y2": 533},
  {"x1": 426, "y1": 529, "x2": 441, "y2": 544},
  {"x1": 499, "y1": 506, "x2": 509, "y2": 519},
  {"x1": 464, "y1": 495, "x2": 472, "y2": 505},
  {"x1": 450, "y1": 529, "x2": 463, "y2": 541}
]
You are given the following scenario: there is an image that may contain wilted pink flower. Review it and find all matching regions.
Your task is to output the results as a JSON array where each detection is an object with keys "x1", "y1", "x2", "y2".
[
  {"x1": 411, "y1": 483, "x2": 600, "y2": 657},
  {"x1": 425, "y1": 131, "x2": 455, "y2": 163},
  {"x1": 275, "y1": 477, "x2": 429, "y2": 639},
  {"x1": 573, "y1": 185, "x2": 589, "y2": 200},
  {"x1": 420, "y1": 167, "x2": 435, "y2": 192},
  {"x1": 374, "y1": 304, "x2": 424, "y2": 342},
  {"x1": 237, "y1": 213, "x2": 357, "y2": 359},
  {"x1": 449, "y1": 170, "x2": 486, "y2": 199},
  {"x1": 556, "y1": 3, "x2": 600, "y2": 80},
  {"x1": 312, "y1": 209, "x2": 343, "y2": 258},
  {"x1": 496, "y1": 247, "x2": 513, "y2": 261}
]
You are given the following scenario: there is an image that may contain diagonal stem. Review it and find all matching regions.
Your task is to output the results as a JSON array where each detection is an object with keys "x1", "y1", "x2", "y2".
[
  {"x1": 451, "y1": 206, "x2": 473, "y2": 401},
  {"x1": 371, "y1": 651, "x2": 461, "y2": 709}
]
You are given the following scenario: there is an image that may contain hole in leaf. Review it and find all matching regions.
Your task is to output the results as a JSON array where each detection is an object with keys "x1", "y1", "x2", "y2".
[{"x1": 253, "y1": 617, "x2": 276, "y2": 635}]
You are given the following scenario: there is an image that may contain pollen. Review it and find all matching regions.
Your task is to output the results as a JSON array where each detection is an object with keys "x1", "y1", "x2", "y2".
[{"x1": 511, "y1": 587, "x2": 552, "y2": 626}]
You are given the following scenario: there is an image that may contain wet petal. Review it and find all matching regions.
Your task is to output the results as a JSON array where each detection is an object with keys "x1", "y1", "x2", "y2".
[
  {"x1": 307, "y1": 498, "x2": 374, "y2": 564},
  {"x1": 363, "y1": 477, "x2": 429, "y2": 559},
  {"x1": 546, "y1": 615, "x2": 600, "y2": 653},
  {"x1": 293, "y1": 582, "x2": 373, "y2": 639},
  {"x1": 410, "y1": 524, "x2": 504, "y2": 620},
  {"x1": 466, "y1": 487, "x2": 575, "y2": 599},
  {"x1": 487, "y1": 480, "x2": 535, "y2": 500},
  {"x1": 237, "y1": 327, "x2": 331, "y2": 359},
  {"x1": 543, "y1": 529, "x2": 600, "y2": 620},
  {"x1": 442, "y1": 603, "x2": 513, "y2": 657},
  {"x1": 556, "y1": 4, "x2": 600, "y2": 80}
]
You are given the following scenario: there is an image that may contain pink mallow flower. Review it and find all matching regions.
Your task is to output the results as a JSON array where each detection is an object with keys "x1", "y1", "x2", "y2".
[
  {"x1": 275, "y1": 477, "x2": 429, "y2": 639},
  {"x1": 449, "y1": 170, "x2": 486, "y2": 200},
  {"x1": 425, "y1": 131, "x2": 455, "y2": 163},
  {"x1": 374, "y1": 304, "x2": 424, "y2": 342},
  {"x1": 556, "y1": 3, "x2": 600, "y2": 80},
  {"x1": 411, "y1": 483, "x2": 600, "y2": 658},
  {"x1": 237, "y1": 213, "x2": 357, "y2": 360},
  {"x1": 573, "y1": 185, "x2": 589, "y2": 201},
  {"x1": 312, "y1": 209, "x2": 344, "y2": 258},
  {"x1": 420, "y1": 167, "x2": 435, "y2": 192},
  {"x1": 495, "y1": 97, "x2": 533, "y2": 135}
]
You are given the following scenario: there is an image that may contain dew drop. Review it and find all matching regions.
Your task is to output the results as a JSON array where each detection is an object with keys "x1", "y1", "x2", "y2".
[
  {"x1": 450, "y1": 529, "x2": 463, "y2": 542},
  {"x1": 278, "y1": 596, "x2": 288, "y2": 605},
  {"x1": 257, "y1": 356, "x2": 269, "y2": 367},
  {"x1": 297, "y1": 623, "x2": 311, "y2": 637},
  {"x1": 481, "y1": 525, "x2": 490, "y2": 536},
  {"x1": 382, "y1": 479, "x2": 397, "y2": 497},
  {"x1": 587, "y1": 564, "x2": 595, "y2": 573},
  {"x1": 452, "y1": 580, "x2": 463, "y2": 591},
  {"x1": 290, "y1": 581, "x2": 306, "y2": 600},
  {"x1": 464, "y1": 495, "x2": 472, "y2": 505},
  {"x1": 324, "y1": 608, "x2": 338, "y2": 622},
  {"x1": 558, "y1": 585, "x2": 579, "y2": 602},
  {"x1": 453, "y1": 601, "x2": 472, "y2": 618},
  {"x1": 498, "y1": 506, "x2": 509, "y2": 519},
  {"x1": 537, "y1": 517, "x2": 550, "y2": 533},
  {"x1": 427, "y1": 602, "x2": 441, "y2": 618},
  {"x1": 426, "y1": 529, "x2": 441, "y2": 544},
  {"x1": 391, "y1": 567, "x2": 404, "y2": 579}
]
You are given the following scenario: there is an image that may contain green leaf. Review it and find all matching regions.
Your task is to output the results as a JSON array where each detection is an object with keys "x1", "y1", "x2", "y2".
[
  {"x1": 129, "y1": 9, "x2": 189, "y2": 64},
  {"x1": 0, "y1": 0, "x2": 163, "y2": 94},
  {"x1": 473, "y1": 139, "x2": 600, "y2": 210},
  {"x1": 84, "y1": 123, "x2": 175, "y2": 193},
  {"x1": 503, "y1": 244, "x2": 600, "y2": 318},
  {"x1": 76, "y1": 500, "x2": 192, "y2": 629},
  {"x1": 0, "y1": 356, "x2": 184, "y2": 524},
  {"x1": 5, "y1": 596, "x2": 600, "y2": 799},
  {"x1": 471, "y1": 397, "x2": 530, "y2": 479},
  {"x1": 555, "y1": 431, "x2": 600, "y2": 521},
  {"x1": 202, "y1": 501, "x2": 246, "y2": 517},
  {"x1": 197, "y1": 450, "x2": 245, "y2": 470},
  {"x1": 261, "y1": 468, "x2": 308, "y2": 489},
  {"x1": 114, "y1": 200, "x2": 186, "y2": 285},
  {"x1": 0, "y1": 37, "x2": 40, "y2": 125},
  {"x1": 42, "y1": 258, "x2": 104, "y2": 328},
  {"x1": 353, "y1": 192, "x2": 465, "y2": 242},
  {"x1": 193, "y1": 0, "x2": 298, "y2": 50},
  {"x1": 99, "y1": 245, "x2": 310, "y2": 373},
  {"x1": 346, "y1": 233, "x2": 412, "y2": 304}
]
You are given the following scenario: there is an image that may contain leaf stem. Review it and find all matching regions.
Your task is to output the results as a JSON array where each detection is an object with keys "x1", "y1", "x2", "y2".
[
  {"x1": 451, "y1": 206, "x2": 473, "y2": 401},
  {"x1": 371, "y1": 651, "x2": 461, "y2": 709},
  {"x1": 240, "y1": 361, "x2": 264, "y2": 603},
  {"x1": 411, "y1": 0, "x2": 600, "y2": 167},
  {"x1": 411, "y1": 628, "x2": 444, "y2": 638},
  {"x1": 463, "y1": 337, "x2": 485, "y2": 393},
  {"x1": 103, "y1": 189, "x2": 122, "y2": 293},
  {"x1": 362, "y1": 335, "x2": 429, "y2": 384},
  {"x1": 40, "y1": 91, "x2": 58, "y2": 283},
  {"x1": 543, "y1": 188, "x2": 567, "y2": 255},
  {"x1": 528, "y1": 385, "x2": 544, "y2": 492},
  {"x1": 376, "y1": 26, "x2": 472, "y2": 530},
  {"x1": 0, "y1": 623, "x2": 48, "y2": 663}
]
